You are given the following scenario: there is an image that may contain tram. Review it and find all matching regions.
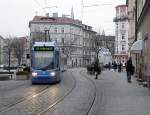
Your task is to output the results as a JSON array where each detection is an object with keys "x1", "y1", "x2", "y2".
[{"x1": 31, "y1": 42, "x2": 61, "y2": 84}]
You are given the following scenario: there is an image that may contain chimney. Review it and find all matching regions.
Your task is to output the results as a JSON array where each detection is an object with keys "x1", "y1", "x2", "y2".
[
  {"x1": 71, "y1": 6, "x2": 74, "y2": 19},
  {"x1": 45, "y1": 13, "x2": 49, "y2": 17},
  {"x1": 53, "y1": 12, "x2": 58, "y2": 17},
  {"x1": 62, "y1": 14, "x2": 70, "y2": 17}
]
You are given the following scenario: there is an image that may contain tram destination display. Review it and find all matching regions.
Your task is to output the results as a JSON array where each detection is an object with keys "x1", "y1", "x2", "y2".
[{"x1": 34, "y1": 46, "x2": 54, "y2": 51}]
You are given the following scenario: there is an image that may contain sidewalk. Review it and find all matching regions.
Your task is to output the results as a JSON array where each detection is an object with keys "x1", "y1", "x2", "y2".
[
  {"x1": 0, "y1": 69, "x2": 17, "y2": 80},
  {"x1": 86, "y1": 69, "x2": 150, "y2": 115}
]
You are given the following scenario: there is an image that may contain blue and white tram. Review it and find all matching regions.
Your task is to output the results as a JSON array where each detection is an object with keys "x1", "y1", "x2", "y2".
[{"x1": 31, "y1": 42, "x2": 61, "y2": 84}]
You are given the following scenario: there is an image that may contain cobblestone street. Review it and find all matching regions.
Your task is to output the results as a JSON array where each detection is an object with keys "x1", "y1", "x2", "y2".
[
  {"x1": 38, "y1": 68, "x2": 150, "y2": 115},
  {"x1": 0, "y1": 71, "x2": 75, "y2": 115},
  {"x1": 1, "y1": 68, "x2": 150, "y2": 115},
  {"x1": 85, "y1": 69, "x2": 150, "y2": 115}
]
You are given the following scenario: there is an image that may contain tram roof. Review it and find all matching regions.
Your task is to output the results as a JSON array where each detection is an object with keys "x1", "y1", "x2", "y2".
[{"x1": 33, "y1": 42, "x2": 56, "y2": 47}]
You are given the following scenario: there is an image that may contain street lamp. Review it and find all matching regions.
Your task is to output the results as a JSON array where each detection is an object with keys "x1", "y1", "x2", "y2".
[{"x1": 8, "y1": 47, "x2": 12, "y2": 79}]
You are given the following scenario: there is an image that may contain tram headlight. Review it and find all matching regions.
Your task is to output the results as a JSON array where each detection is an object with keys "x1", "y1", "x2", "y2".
[
  {"x1": 50, "y1": 72, "x2": 55, "y2": 76},
  {"x1": 32, "y1": 72, "x2": 37, "y2": 77}
]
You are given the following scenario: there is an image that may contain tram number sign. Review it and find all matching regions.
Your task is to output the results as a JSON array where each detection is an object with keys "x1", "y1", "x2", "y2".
[{"x1": 34, "y1": 46, "x2": 54, "y2": 51}]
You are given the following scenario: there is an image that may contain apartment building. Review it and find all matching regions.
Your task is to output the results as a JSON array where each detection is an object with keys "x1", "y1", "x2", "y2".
[
  {"x1": 113, "y1": 5, "x2": 129, "y2": 66},
  {"x1": 29, "y1": 13, "x2": 97, "y2": 67}
]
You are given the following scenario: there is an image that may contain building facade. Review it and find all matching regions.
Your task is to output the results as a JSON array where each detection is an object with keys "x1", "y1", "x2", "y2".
[
  {"x1": 29, "y1": 14, "x2": 96, "y2": 67},
  {"x1": 114, "y1": 5, "x2": 129, "y2": 66},
  {"x1": 96, "y1": 34, "x2": 115, "y2": 56},
  {"x1": 127, "y1": 0, "x2": 136, "y2": 48},
  {"x1": 0, "y1": 35, "x2": 4, "y2": 66},
  {"x1": 130, "y1": 0, "x2": 150, "y2": 89},
  {"x1": 98, "y1": 47, "x2": 112, "y2": 66},
  {"x1": 126, "y1": 0, "x2": 136, "y2": 75},
  {"x1": 82, "y1": 24, "x2": 96, "y2": 66}
]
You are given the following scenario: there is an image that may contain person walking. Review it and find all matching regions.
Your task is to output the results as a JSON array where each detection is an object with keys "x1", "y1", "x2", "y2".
[
  {"x1": 108, "y1": 62, "x2": 111, "y2": 71},
  {"x1": 126, "y1": 57, "x2": 133, "y2": 83},
  {"x1": 118, "y1": 61, "x2": 122, "y2": 72},
  {"x1": 113, "y1": 61, "x2": 117, "y2": 72},
  {"x1": 94, "y1": 59, "x2": 101, "y2": 79}
]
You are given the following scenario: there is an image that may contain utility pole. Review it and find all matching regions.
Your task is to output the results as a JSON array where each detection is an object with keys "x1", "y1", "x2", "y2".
[{"x1": 44, "y1": 28, "x2": 51, "y2": 42}]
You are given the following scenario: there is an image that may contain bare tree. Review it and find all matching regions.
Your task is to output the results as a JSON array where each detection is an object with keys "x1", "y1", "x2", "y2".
[
  {"x1": 3, "y1": 36, "x2": 15, "y2": 65},
  {"x1": 11, "y1": 37, "x2": 26, "y2": 65}
]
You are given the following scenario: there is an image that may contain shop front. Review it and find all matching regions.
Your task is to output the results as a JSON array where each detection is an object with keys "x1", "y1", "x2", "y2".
[{"x1": 130, "y1": 39, "x2": 144, "y2": 81}]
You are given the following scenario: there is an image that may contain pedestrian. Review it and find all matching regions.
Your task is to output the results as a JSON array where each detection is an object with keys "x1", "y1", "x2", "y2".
[
  {"x1": 94, "y1": 59, "x2": 101, "y2": 79},
  {"x1": 118, "y1": 61, "x2": 122, "y2": 72},
  {"x1": 113, "y1": 61, "x2": 117, "y2": 72},
  {"x1": 108, "y1": 62, "x2": 111, "y2": 71},
  {"x1": 126, "y1": 57, "x2": 133, "y2": 83}
]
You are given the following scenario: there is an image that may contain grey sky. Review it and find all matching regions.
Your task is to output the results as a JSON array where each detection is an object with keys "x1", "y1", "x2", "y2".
[{"x1": 0, "y1": 0, "x2": 125, "y2": 37}]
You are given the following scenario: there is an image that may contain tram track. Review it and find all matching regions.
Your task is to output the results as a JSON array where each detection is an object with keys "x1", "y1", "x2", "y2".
[
  {"x1": 0, "y1": 85, "x2": 50, "y2": 113},
  {"x1": 79, "y1": 70, "x2": 97, "y2": 115},
  {"x1": 0, "y1": 70, "x2": 77, "y2": 115},
  {"x1": 38, "y1": 70, "x2": 77, "y2": 115},
  {"x1": 41, "y1": 68, "x2": 96, "y2": 115}
]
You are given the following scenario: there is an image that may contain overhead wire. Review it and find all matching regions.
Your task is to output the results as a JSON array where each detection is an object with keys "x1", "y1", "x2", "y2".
[{"x1": 33, "y1": 0, "x2": 44, "y2": 10}]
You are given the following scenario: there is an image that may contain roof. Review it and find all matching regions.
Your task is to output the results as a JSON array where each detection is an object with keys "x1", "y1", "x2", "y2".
[
  {"x1": 115, "y1": 5, "x2": 127, "y2": 8},
  {"x1": 29, "y1": 16, "x2": 82, "y2": 27}
]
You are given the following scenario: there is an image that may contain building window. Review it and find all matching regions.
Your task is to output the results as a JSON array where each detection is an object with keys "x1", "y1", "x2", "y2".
[
  {"x1": 122, "y1": 23, "x2": 125, "y2": 28},
  {"x1": 122, "y1": 45, "x2": 125, "y2": 51},
  {"x1": 122, "y1": 34, "x2": 125, "y2": 39},
  {"x1": 62, "y1": 48, "x2": 65, "y2": 53},
  {"x1": 61, "y1": 38, "x2": 64, "y2": 44},
  {"x1": 54, "y1": 27, "x2": 57, "y2": 33},
  {"x1": 61, "y1": 27, "x2": 64, "y2": 33}
]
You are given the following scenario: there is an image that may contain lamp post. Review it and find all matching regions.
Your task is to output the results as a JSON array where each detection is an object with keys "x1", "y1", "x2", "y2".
[
  {"x1": 8, "y1": 47, "x2": 12, "y2": 79},
  {"x1": 44, "y1": 26, "x2": 52, "y2": 42}
]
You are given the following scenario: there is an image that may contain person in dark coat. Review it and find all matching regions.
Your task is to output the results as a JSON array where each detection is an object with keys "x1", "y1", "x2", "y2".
[
  {"x1": 113, "y1": 61, "x2": 117, "y2": 72},
  {"x1": 118, "y1": 61, "x2": 122, "y2": 72},
  {"x1": 94, "y1": 60, "x2": 101, "y2": 79},
  {"x1": 126, "y1": 57, "x2": 133, "y2": 82},
  {"x1": 108, "y1": 62, "x2": 111, "y2": 70}
]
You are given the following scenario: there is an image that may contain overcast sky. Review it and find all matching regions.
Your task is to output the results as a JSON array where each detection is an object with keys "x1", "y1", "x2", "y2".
[{"x1": 0, "y1": 0, "x2": 125, "y2": 37}]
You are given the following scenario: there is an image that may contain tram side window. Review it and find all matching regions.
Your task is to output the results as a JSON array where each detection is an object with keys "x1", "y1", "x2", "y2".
[{"x1": 55, "y1": 51, "x2": 60, "y2": 68}]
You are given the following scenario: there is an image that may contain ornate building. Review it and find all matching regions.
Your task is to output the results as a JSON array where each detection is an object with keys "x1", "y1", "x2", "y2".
[{"x1": 113, "y1": 5, "x2": 129, "y2": 66}]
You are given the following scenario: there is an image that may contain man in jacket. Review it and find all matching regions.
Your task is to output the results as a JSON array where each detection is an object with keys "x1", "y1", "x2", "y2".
[{"x1": 126, "y1": 57, "x2": 133, "y2": 83}]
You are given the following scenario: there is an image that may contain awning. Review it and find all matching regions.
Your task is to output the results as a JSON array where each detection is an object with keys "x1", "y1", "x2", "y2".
[{"x1": 130, "y1": 40, "x2": 143, "y2": 54}]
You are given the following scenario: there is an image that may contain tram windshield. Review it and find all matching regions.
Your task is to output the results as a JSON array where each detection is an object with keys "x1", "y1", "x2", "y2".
[{"x1": 34, "y1": 51, "x2": 54, "y2": 70}]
